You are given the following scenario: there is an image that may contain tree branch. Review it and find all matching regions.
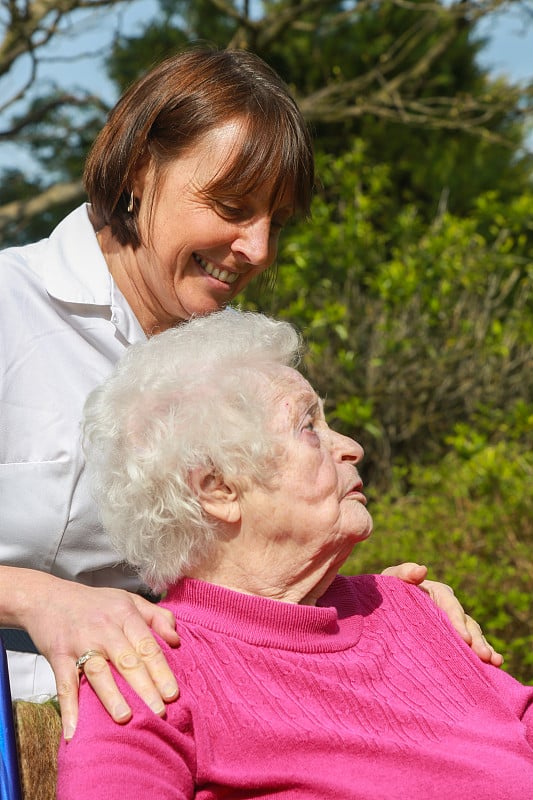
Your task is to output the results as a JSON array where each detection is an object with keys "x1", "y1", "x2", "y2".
[{"x1": 0, "y1": 179, "x2": 85, "y2": 232}]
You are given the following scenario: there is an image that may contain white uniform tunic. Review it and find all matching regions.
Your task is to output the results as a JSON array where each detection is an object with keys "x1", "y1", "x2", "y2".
[{"x1": 0, "y1": 204, "x2": 146, "y2": 698}]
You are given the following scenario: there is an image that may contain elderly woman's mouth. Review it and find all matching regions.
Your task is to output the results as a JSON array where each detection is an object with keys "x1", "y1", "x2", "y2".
[
  {"x1": 193, "y1": 254, "x2": 239, "y2": 285},
  {"x1": 346, "y1": 482, "x2": 367, "y2": 505}
]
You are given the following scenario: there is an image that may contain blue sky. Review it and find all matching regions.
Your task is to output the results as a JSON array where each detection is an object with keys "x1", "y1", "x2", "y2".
[{"x1": 0, "y1": 0, "x2": 531, "y2": 175}]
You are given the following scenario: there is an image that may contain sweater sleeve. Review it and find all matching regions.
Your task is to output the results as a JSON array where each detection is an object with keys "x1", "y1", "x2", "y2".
[
  {"x1": 397, "y1": 577, "x2": 533, "y2": 748},
  {"x1": 57, "y1": 674, "x2": 197, "y2": 800},
  {"x1": 478, "y1": 656, "x2": 533, "y2": 747}
]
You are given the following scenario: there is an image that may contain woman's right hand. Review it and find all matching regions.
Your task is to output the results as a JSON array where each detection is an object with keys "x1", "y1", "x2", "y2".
[{"x1": 9, "y1": 568, "x2": 180, "y2": 741}]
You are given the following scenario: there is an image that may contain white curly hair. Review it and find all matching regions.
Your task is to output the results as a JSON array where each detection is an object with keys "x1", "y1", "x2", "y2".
[{"x1": 83, "y1": 309, "x2": 302, "y2": 592}]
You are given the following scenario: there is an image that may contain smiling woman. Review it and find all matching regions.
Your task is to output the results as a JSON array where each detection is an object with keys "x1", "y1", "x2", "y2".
[
  {"x1": 94, "y1": 121, "x2": 296, "y2": 332},
  {"x1": 84, "y1": 47, "x2": 313, "y2": 251},
  {"x1": 84, "y1": 45, "x2": 314, "y2": 334}
]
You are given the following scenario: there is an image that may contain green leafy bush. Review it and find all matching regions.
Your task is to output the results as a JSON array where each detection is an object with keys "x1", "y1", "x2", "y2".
[{"x1": 342, "y1": 407, "x2": 533, "y2": 684}]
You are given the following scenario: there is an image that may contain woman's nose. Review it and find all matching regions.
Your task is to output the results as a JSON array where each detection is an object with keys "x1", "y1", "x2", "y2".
[{"x1": 232, "y1": 218, "x2": 276, "y2": 269}]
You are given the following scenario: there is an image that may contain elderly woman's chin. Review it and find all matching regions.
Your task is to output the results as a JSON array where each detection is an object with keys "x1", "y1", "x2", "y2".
[
  {"x1": 358, "y1": 512, "x2": 373, "y2": 542},
  {"x1": 338, "y1": 501, "x2": 374, "y2": 561},
  {"x1": 341, "y1": 503, "x2": 374, "y2": 549}
]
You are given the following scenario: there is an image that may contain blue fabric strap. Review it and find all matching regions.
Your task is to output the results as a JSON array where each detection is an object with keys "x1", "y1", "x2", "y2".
[
  {"x1": 0, "y1": 630, "x2": 39, "y2": 655},
  {"x1": 0, "y1": 639, "x2": 22, "y2": 799}
]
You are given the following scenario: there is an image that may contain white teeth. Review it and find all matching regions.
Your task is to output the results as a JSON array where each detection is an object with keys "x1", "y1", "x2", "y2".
[{"x1": 194, "y1": 254, "x2": 238, "y2": 285}]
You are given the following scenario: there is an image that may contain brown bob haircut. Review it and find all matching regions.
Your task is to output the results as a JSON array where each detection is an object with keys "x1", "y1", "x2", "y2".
[{"x1": 84, "y1": 47, "x2": 315, "y2": 248}]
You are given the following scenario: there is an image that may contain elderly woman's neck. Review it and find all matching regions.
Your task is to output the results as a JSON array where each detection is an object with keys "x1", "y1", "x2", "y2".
[{"x1": 190, "y1": 554, "x2": 345, "y2": 607}]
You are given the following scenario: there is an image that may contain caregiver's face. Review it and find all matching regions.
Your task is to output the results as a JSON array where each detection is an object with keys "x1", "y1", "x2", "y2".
[
  {"x1": 243, "y1": 369, "x2": 373, "y2": 556},
  {"x1": 132, "y1": 121, "x2": 293, "y2": 326}
]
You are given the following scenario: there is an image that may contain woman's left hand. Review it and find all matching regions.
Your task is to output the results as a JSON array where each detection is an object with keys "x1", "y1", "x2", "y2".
[{"x1": 381, "y1": 562, "x2": 504, "y2": 667}]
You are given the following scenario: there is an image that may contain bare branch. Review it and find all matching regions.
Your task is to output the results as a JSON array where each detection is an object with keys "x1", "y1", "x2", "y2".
[
  {"x1": 300, "y1": 89, "x2": 530, "y2": 147},
  {"x1": 0, "y1": 91, "x2": 108, "y2": 139},
  {"x1": 224, "y1": 0, "x2": 336, "y2": 50},
  {"x1": 0, "y1": 178, "x2": 84, "y2": 231},
  {"x1": 0, "y1": 1, "x2": 127, "y2": 77}
]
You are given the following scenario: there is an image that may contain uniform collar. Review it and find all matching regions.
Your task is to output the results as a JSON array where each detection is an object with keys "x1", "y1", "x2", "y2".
[
  {"x1": 43, "y1": 203, "x2": 145, "y2": 344},
  {"x1": 44, "y1": 203, "x2": 114, "y2": 306}
]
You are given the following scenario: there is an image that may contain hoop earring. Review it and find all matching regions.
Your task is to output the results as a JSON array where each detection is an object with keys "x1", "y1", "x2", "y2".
[{"x1": 127, "y1": 191, "x2": 134, "y2": 214}]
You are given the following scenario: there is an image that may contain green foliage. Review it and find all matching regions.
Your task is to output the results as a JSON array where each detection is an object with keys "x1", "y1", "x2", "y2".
[
  {"x1": 106, "y1": 0, "x2": 238, "y2": 91},
  {"x1": 244, "y1": 140, "x2": 533, "y2": 487},
  {"x1": 106, "y1": 21, "x2": 189, "y2": 92},
  {"x1": 264, "y1": 0, "x2": 532, "y2": 215},
  {"x1": 341, "y1": 406, "x2": 533, "y2": 684}
]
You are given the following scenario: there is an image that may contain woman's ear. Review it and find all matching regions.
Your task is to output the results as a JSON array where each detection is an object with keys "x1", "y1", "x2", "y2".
[
  {"x1": 131, "y1": 153, "x2": 152, "y2": 204},
  {"x1": 190, "y1": 467, "x2": 241, "y2": 524}
]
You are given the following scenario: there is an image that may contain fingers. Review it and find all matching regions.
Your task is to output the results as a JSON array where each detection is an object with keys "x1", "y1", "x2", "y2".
[
  {"x1": 81, "y1": 650, "x2": 135, "y2": 723},
  {"x1": 418, "y1": 578, "x2": 471, "y2": 642},
  {"x1": 54, "y1": 657, "x2": 82, "y2": 741},
  {"x1": 381, "y1": 562, "x2": 428, "y2": 585},
  {"x1": 52, "y1": 646, "x2": 138, "y2": 739},
  {"x1": 114, "y1": 625, "x2": 179, "y2": 710},
  {"x1": 36, "y1": 584, "x2": 181, "y2": 739},
  {"x1": 418, "y1": 579, "x2": 504, "y2": 666},
  {"x1": 464, "y1": 615, "x2": 504, "y2": 667},
  {"x1": 128, "y1": 597, "x2": 181, "y2": 700},
  {"x1": 420, "y1": 580, "x2": 472, "y2": 645},
  {"x1": 81, "y1": 618, "x2": 180, "y2": 727},
  {"x1": 131, "y1": 597, "x2": 181, "y2": 646}
]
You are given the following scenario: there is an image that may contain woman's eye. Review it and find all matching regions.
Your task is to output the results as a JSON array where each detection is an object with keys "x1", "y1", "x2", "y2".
[
  {"x1": 215, "y1": 201, "x2": 243, "y2": 219},
  {"x1": 271, "y1": 214, "x2": 292, "y2": 232}
]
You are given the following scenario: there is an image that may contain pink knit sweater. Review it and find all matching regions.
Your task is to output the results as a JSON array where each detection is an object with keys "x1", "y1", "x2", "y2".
[{"x1": 58, "y1": 575, "x2": 533, "y2": 798}]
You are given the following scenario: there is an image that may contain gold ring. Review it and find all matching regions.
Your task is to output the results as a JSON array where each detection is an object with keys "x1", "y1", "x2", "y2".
[{"x1": 75, "y1": 649, "x2": 107, "y2": 672}]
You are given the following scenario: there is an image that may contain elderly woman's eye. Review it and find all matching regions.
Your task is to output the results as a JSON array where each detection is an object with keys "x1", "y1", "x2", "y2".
[{"x1": 303, "y1": 419, "x2": 318, "y2": 434}]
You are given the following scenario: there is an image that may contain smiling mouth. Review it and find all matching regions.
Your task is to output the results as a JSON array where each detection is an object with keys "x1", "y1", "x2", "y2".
[{"x1": 193, "y1": 254, "x2": 239, "y2": 285}]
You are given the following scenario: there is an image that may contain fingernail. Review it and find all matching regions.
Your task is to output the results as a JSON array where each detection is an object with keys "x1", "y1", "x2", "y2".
[
  {"x1": 150, "y1": 700, "x2": 165, "y2": 715},
  {"x1": 63, "y1": 722, "x2": 76, "y2": 741},
  {"x1": 114, "y1": 702, "x2": 131, "y2": 721},
  {"x1": 162, "y1": 681, "x2": 178, "y2": 698}
]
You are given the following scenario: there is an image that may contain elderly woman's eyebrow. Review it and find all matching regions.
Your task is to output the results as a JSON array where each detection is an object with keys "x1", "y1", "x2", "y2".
[{"x1": 297, "y1": 396, "x2": 324, "y2": 422}]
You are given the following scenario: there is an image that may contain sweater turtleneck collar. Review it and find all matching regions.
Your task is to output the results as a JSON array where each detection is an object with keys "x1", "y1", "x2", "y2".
[{"x1": 163, "y1": 575, "x2": 368, "y2": 653}]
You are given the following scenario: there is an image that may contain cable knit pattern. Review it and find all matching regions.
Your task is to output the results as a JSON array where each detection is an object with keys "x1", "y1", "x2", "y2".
[{"x1": 58, "y1": 575, "x2": 533, "y2": 799}]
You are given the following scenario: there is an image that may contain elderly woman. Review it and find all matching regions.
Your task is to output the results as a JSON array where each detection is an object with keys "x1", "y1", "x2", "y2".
[
  {"x1": 58, "y1": 310, "x2": 533, "y2": 799},
  {"x1": 0, "y1": 46, "x2": 498, "y2": 738}
]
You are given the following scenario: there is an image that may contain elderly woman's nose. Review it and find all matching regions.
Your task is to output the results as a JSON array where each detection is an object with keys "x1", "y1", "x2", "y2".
[
  {"x1": 232, "y1": 218, "x2": 275, "y2": 268},
  {"x1": 332, "y1": 431, "x2": 364, "y2": 463}
]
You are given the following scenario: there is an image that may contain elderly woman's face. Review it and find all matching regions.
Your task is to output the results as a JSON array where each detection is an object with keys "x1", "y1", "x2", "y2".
[
  {"x1": 240, "y1": 369, "x2": 373, "y2": 561},
  {"x1": 132, "y1": 120, "x2": 293, "y2": 326}
]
